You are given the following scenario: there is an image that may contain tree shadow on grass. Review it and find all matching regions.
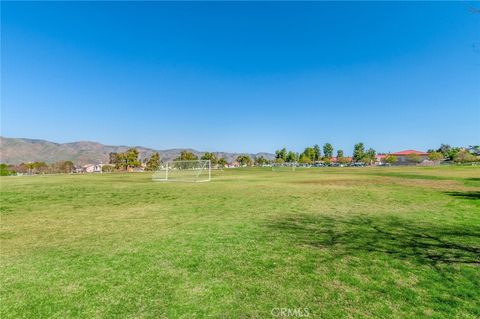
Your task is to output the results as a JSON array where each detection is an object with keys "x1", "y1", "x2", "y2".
[
  {"x1": 462, "y1": 178, "x2": 480, "y2": 187},
  {"x1": 268, "y1": 215, "x2": 480, "y2": 266},
  {"x1": 445, "y1": 191, "x2": 480, "y2": 200}
]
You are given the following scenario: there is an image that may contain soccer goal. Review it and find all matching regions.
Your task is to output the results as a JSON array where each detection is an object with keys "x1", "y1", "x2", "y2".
[
  {"x1": 152, "y1": 160, "x2": 211, "y2": 182},
  {"x1": 271, "y1": 162, "x2": 297, "y2": 172}
]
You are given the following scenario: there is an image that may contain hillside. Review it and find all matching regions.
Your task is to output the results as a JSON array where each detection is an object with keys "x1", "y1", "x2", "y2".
[{"x1": 0, "y1": 137, "x2": 274, "y2": 165}]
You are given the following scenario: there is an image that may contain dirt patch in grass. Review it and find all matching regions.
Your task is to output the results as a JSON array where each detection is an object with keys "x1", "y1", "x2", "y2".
[{"x1": 292, "y1": 179, "x2": 385, "y2": 187}]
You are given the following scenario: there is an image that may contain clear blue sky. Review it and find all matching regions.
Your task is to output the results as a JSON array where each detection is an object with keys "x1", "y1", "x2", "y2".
[{"x1": 2, "y1": 2, "x2": 479, "y2": 154}]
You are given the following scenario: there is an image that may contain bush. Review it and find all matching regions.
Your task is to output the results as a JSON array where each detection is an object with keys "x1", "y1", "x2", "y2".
[
  {"x1": 0, "y1": 164, "x2": 16, "y2": 176},
  {"x1": 454, "y1": 150, "x2": 477, "y2": 163},
  {"x1": 384, "y1": 155, "x2": 397, "y2": 165},
  {"x1": 428, "y1": 152, "x2": 444, "y2": 162},
  {"x1": 102, "y1": 165, "x2": 115, "y2": 172}
]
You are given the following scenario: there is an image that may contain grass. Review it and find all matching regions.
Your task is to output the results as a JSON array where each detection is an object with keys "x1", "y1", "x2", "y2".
[{"x1": 1, "y1": 166, "x2": 479, "y2": 318}]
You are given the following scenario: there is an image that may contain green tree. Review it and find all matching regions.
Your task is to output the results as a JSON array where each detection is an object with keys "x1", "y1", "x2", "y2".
[
  {"x1": 176, "y1": 150, "x2": 198, "y2": 161},
  {"x1": 336, "y1": 150, "x2": 344, "y2": 159},
  {"x1": 275, "y1": 148, "x2": 287, "y2": 162},
  {"x1": 125, "y1": 148, "x2": 141, "y2": 169},
  {"x1": 298, "y1": 154, "x2": 312, "y2": 164},
  {"x1": 313, "y1": 144, "x2": 322, "y2": 161},
  {"x1": 146, "y1": 152, "x2": 161, "y2": 171},
  {"x1": 25, "y1": 162, "x2": 36, "y2": 174},
  {"x1": 437, "y1": 144, "x2": 460, "y2": 161},
  {"x1": 54, "y1": 160, "x2": 74, "y2": 173},
  {"x1": 0, "y1": 164, "x2": 15, "y2": 176},
  {"x1": 114, "y1": 153, "x2": 127, "y2": 170},
  {"x1": 364, "y1": 148, "x2": 376, "y2": 165},
  {"x1": 102, "y1": 165, "x2": 115, "y2": 172},
  {"x1": 384, "y1": 154, "x2": 397, "y2": 165},
  {"x1": 454, "y1": 150, "x2": 477, "y2": 163},
  {"x1": 353, "y1": 143, "x2": 365, "y2": 162},
  {"x1": 254, "y1": 156, "x2": 268, "y2": 166},
  {"x1": 286, "y1": 151, "x2": 298, "y2": 163},
  {"x1": 236, "y1": 155, "x2": 252, "y2": 166},
  {"x1": 109, "y1": 152, "x2": 119, "y2": 165},
  {"x1": 428, "y1": 152, "x2": 444, "y2": 162},
  {"x1": 323, "y1": 143, "x2": 334, "y2": 159},
  {"x1": 437, "y1": 144, "x2": 451, "y2": 159},
  {"x1": 448, "y1": 147, "x2": 461, "y2": 161},
  {"x1": 30, "y1": 162, "x2": 48, "y2": 174},
  {"x1": 201, "y1": 152, "x2": 218, "y2": 165},
  {"x1": 302, "y1": 147, "x2": 316, "y2": 162},
  {"x1": 336, "y1": 150, "x2": 349, "y2": 165},
  {"x1": 217, "y1": 157, "x2": 227, "y2": 167}
]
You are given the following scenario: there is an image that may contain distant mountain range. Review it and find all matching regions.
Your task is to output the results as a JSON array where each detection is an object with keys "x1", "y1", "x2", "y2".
[{"x1": 0, "y1": 137, "x2": 275, "y2": 165}]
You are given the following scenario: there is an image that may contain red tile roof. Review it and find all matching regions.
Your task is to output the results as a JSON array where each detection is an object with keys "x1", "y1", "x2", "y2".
[
  {"x1": 330, "y1": 156, "x2": 352, "y2": 162},
  {"x1": 391, "y1": 150, "x2": 428, "y2": 156}
]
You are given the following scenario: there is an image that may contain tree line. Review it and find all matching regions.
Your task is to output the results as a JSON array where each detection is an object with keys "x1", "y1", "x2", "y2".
[
  {"x1": 273, "y1": 143, "x2": 376, "y2": 164},
  {"x1": 108, "y1": 149, "x2": 229, "y2": 171},
  {"x1": 272, "y1": 143, "x2": 480, "y2": 165},
  {"x1": 1, "y1": 144, "x2": 478, "y2": 175},
  {"x1": 1, "y1": 161, "x2": 76, "y2": 175}
]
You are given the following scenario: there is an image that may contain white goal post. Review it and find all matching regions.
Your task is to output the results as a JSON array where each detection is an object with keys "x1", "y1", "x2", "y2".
[
  {"x1": 152, "y1": 160, "x2": 211, "y2": 182},
  {"x1": 271, "y1": 162, "x2": 297, "y2": 172}
]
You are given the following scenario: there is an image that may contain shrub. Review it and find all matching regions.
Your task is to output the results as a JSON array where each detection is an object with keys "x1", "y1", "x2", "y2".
[
  {"x1": 384, "y1": 155, "x2": 397, "y2": 165},
  {"x1": 102, "y1": 165, "x2": 115, "y2": 172},
  {"x1": 428, "y1": 152, "x2": 444, "y2": 162},
  {"x1": 454, "y1": 150, "x2": 477, "y2": 163},
  {"x1": 0, "y1": 164, "x2": 15, "y2": 176}
]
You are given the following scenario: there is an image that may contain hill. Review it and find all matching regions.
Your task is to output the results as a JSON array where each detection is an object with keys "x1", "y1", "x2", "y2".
[{"x1": 0, "y1": 137, "x2": 275, "y2": 165}]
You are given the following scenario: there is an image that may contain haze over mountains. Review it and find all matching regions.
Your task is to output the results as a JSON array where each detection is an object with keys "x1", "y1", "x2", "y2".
[{"x1": 0, "y1": 137, "x2": 275, "y2": 165}]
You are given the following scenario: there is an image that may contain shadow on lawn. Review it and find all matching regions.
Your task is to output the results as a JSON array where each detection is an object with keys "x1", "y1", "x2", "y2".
[
  {"x1": 269, "y1": 215, "x2": 480, "y2": 266},
  {"x1": 445, "y1": 191, "x2": 480, "y2": 200}
]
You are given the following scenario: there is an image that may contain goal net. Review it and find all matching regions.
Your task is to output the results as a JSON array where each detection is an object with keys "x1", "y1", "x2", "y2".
[
  {"x1": 271, "y1": 162, "x2": 297, "y2": 172},
  {"x1": 152, "y1": 160, "x2": 211, "y2": 182}
]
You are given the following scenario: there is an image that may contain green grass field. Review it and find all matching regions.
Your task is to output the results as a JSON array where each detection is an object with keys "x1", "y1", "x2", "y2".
[{"x1": 1, "y1": 167, "x2": 479, "y2": 318}]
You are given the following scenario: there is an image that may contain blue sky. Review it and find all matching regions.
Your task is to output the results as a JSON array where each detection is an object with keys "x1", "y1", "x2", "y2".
[{"x1": 2, "y1": 2, "x2": 479, "y2": 154}]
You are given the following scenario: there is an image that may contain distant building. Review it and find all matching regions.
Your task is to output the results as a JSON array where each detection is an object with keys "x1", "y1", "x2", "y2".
[
  {"x1": 330, "y1": 157, "x2": 352, "y2": 163},
  {"x1": 375, "y1": 154, "x2": 387, "y2": 165},
  {"x1": 73, "y1": 165, "x2": 84, "y2": 173},
  {"x1": 390, "y1": 150, "x2": 429, "y2": 164},
  {"x1": 83, "y1": 164, "x2": 103, "y2": 173},
  {"x1": 228, "y1": 161, "x2": 241, "y2": 168}
]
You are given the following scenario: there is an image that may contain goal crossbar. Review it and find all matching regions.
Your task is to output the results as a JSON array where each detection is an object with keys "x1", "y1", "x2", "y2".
[
  {"x1": 271, "y1": 162, "x2": 297, "y2": 171},
  {"x1": 152, "y1": 160, "x2": 211, "y2": 182}
]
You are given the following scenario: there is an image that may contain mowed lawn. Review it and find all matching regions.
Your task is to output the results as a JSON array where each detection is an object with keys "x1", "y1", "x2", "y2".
[{"x1": 1, "y1": 167, "x2": 479, "y2": 318}]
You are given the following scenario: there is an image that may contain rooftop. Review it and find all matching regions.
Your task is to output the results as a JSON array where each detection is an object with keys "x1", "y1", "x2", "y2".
[{"x1": 391, "y1": 150, "x2": 428, "y2": 156}]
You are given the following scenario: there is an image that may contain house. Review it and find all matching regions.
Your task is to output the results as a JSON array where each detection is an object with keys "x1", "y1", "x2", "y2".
[
  {"x1": 375, "y1": 154, "x2": 387, "y2": 165},
  {"x1": 330, "y1": 156, "x2": 352, "y2": 164},
  {"x1": 390, "y1": 150, "x2": 429, "y2": 164},
  {"x1": 83, "y1": 164, "x2": 103, "y2": 173},
  {"x1": 73, "y1": 165, "x2": 85, "y2": 173},
  {"x1": 227, "y1": 161, "x2": 241, "y2": 168}
]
